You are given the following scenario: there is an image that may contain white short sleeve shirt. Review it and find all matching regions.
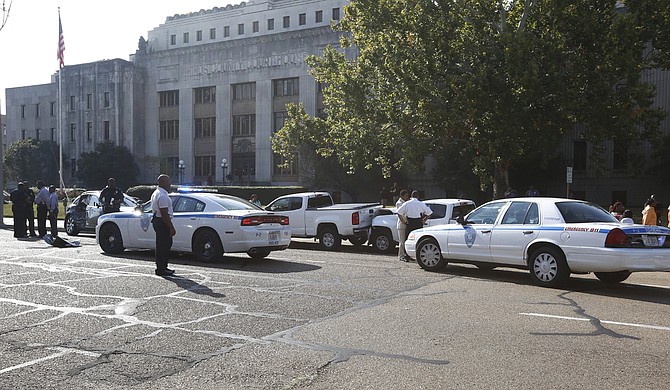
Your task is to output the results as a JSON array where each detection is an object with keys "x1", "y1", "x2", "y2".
[{"x1": 151, "y1": 187, "x2": 173, "y2": 217}]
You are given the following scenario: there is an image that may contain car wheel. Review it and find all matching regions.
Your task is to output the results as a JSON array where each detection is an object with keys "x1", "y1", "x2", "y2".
[
  {"x1": 98, "y1": 223, "x2": 124, "y2": 254},
  {"x1": 372, "y1": 229, "x2": 395, "y2": 253},
  {"x1": 65, "y1": 215, "x2": 80, "y2": 236},
  {"x1": 416, "y1": 238, "x2": 447, "y2": 271},
  {"x1": 348, "y1": 236, "x2": 367, "y2": 246},
  {"x1": 193, "y1": 228, "x2": 223, "y2": 262},
  {"x1": 529, "y1": 246, "x2": 570, "y2": 287},
  {"x1": 248, "y1": 249, "x2": 271, "y2": 260},
  {"x1": 594, "y1": 271, "x2": 631, "y2": 284},
  {"x1": 318, "y1": 226, "x2": 341, "y2": 251}
]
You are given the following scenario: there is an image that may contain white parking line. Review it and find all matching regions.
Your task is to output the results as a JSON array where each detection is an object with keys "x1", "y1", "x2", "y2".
[
  {"x1": 520, "y1": 312, "x2": 670, "y2": 331},
  {"x1": 0, "y1": 346, "x2": 100, "y2": 374}
]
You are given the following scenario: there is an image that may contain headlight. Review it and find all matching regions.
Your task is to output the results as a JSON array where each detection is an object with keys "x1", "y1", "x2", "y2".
[{"x1": 407, "y1": 232, "x2": 415, "y2": 241}]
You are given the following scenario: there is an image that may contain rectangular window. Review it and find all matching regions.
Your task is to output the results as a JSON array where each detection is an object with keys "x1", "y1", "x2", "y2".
[
  {"x1": 20, "y1": 105, "x2": 25, "y2": 119},
  {"x1": 104, "y1": 92, "x2": 110, "y2": 108},
  {"x1": 316, "y1": 10, "x2": 323, "y2": 23},
  {"x1": 613, "y1": 141, "x2": 628, "y2": 170},
  {"x1": 35, "y1": 103, "x2": 40, "y2": 118},
  {"x1": 69, "y1": 96, "x2": 75, "y2": 111},
  {"x1": 104, "y1": 121, "x2": 110, "y2": 141},
  {"x1": 224, "y1": 25, "x2": 230, "y2": 37},
  {"x1": 232, "y1": 114, "x2": 256, "y2": 136},
  {"x1": 210, "y1": 28, "x2": 216, "y2": 39},
  {"x1": 267, "y1": 18, "x2": 274, "y2": 30},
  {"x1": 70, "y1": 123, "x2": 76, "y2": 142},
  {"x1": 195, "y1": 117, "x2": 216, "y2": 138},
  {"x1": 35, "y1": 129, "x2": 40, "y2": 140},
  {"x1": 573, "y1": 141, "x2": 587, "y2": 170},
  {"x1": 170, "y1": 34, "x2": 176, "y2": 45},
  {"x1": 50, "y1": 102, "x2": 55, "y2": 116},
  {"x1": 194, "y1": 155, "x2": 216, "y2": 177},
  {"x1": 194, "y1": 86, "x2": 216, "y2": 104},
  {"x1": 159, "y1": 90, "x2": 179, "y2": 107},
  {"x1": 238, "y1": 23, "x2": 244, "y2": 35},
  {"x1": 86, "y1": 94, "x2": 92, "y2": 109},
  {"x1": 183, "y1": 32, "x2": 189, "y2": 43},
  {"x1": 196, "y1": 30, "x2": 202, "y2": 41},
  {"x1": 21, "y1": 130, "x2": 26, "y2": 140},
  {"x1": 71, "y1": 159, "x2": 76, "y2": 177},
  {"x1": 273, "y1": 78, "x2": 299, "y2": 97},
  {"x1": 299, "y1": 13, "x2": 306, "y2": 25},
  {"x1": 283, "y1": 16, "x2": 290, "y2": 28},
  {"x1": 253, "y1": 21, "x2": 259, "y2": 33},
  {"x1": 86, "y1": 122, "x2": 92, "y2": 141},
  {"x1": 159, "y1": 120, "x2": 180, "y2": 140},
  {"x1": 232, "y1": 82, "x2": 256, "y2": 101},
  {"x1": 51, "y1": 128, "x2": 56, "y2": 141},
  {"x1": 332, "y1": 7, "x2": 340, "y2": 20}
]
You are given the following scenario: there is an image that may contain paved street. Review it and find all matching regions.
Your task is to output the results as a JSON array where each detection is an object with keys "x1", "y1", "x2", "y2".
[{"x1": 0, "y1": 220, "x2": 669, "y2": 389}]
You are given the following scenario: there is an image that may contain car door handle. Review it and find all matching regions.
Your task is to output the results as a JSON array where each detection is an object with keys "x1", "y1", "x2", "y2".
[
  {"x1": 190, "y1": 217, "x2": 196, "y2": 220},
  {"x1": 481, "y1": 230, "x2": 491, "y2": 234},
  {"x1": 523, "y1": 230, "x2": 534, "y2": 234}
]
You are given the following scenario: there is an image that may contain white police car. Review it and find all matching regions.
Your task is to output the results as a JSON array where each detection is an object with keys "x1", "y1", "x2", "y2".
[
  {"x1": 405, "y1": 197, "x2": 670, "y2": 286},
  {"x1": 96, "y1": 192, "x2": 291, "y2": 261}
]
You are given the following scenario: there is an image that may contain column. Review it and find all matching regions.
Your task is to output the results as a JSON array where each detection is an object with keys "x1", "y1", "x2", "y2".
[
  {"x1": 178, "y1": 87, "x2": 194, "y2": 183},
  {"x1": 256, "y1": 79, "x2": 273, "y2": 183}
]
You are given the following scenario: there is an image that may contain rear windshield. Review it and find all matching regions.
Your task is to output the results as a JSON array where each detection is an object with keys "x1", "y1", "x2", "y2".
[
  {"x1": 205, "y1": 194, "x2": 261, "y2": 211},
  {"x1": 555, "y1": 201, "x2": 619, "y2": 223}
]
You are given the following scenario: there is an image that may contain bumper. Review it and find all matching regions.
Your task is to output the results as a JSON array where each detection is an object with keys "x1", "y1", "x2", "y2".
[{"x1": 565, "y1": 247, "x2": 670, "y2": 273}]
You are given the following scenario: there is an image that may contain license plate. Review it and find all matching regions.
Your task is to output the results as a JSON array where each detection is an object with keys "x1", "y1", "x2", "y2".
[
  {"x1": 268, "y1": 231, "x2": 279, "y2": 241},
  {"x1": 642, "y1": 235, "x2": 660, "y2": 247}
]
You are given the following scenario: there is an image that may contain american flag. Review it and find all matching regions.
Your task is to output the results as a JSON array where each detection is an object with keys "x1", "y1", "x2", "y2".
[{"x1": 57, "y1": 11, "x2": 65, "y2": 68}]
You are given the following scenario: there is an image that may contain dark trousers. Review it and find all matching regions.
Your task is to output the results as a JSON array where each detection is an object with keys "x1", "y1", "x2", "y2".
[
  {"x1": 152, "y1": 217, "x2": 172, "y2": 270},
  {"x1": 48, "y1": 209, "x2": 59, "y2": 236},
  {"x1": 37, "y1": 204, "x2": 48, "y2": 237},
  {"x1": 406, "y1": 217, "x2": 424, "y2": 240},
  {"x1": 27, "y1": 206, "x2": 36, "y2": 235},
  {"x1": 12, "y1": 207, "x2": 26, "y2": 238}
]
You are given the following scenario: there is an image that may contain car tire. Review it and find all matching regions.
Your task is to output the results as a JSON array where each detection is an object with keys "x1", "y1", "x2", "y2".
[
  {"x1": 98, "y1": 223, "x2": 124, "y2": 254},
  {"x1": 529, "y1": 246, "x2": 570, "y2": 287},
  {"x1": 348, "y1": 236, "x2": 367, "y2": 246},
  {"x1": 371, "y1": 229, "x2": 395, "y2": 253},
  {"x1": 416, "y1": 238, "x2": 448, "y2": 272},
  {"x1": 318, "y1": 226, "x2": 341, "y2": 251},
  {"x1": 594, "y1": 271, "x2": 631, "y2": 284},
  {"x1": 248, "y1": 249, "x2": 271, "y2": 260},
  {"x1": 65, "y1": 215, "x2": 80, "y2": 236},
  {"x1": 193, "y1": 228, "x2": 223, "y2": 262}
]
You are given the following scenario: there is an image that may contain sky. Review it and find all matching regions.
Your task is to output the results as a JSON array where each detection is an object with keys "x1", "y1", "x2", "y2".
[{"x1": 0, "y1": 0, "x2": 234, "y2": 114}]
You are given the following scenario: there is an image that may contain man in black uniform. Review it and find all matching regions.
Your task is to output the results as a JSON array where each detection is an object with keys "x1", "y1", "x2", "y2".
[
  {"x1": 99, "y1": 178, "x2": 125, "y2": 214},
  {"x1": 10, "y1": 182, "x2": 28, "y2": 238},
  {"x1": 24, "y1": 181, "x2": 37, "y2": 237}
]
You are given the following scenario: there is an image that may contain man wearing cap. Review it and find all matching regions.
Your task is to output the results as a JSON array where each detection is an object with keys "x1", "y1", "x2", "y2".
[
  {"x1": 34, "y1": 180, "x2": 50, "y2": 237},
  {"x1": 10, "y1": 182, "x2": 28, "y2": 238},
  {"x1": 47, "y1": 185, "x2": 59, "y2": 236}
]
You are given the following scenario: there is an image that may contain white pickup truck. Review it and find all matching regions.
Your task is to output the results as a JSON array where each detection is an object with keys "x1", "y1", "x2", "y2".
[
  {"x1": 265, "y1": 192, "x2": 383, "y2": 250},
  {"x1": 369, "y1": 198, "x2": 476, "y2": 253}
]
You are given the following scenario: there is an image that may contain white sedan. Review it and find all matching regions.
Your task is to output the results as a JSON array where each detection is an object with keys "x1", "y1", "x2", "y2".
[
  {"x1": 405, "y1": 197, "x2": 670, "y2": 286},
  {"x1": 96, "y1": 192, "x2": 291, "y2": 261}
]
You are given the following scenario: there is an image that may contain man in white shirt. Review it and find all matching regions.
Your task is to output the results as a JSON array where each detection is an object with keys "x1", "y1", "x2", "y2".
[
  {"x1": 34, "y1": 180, "x2": 51, "y2": 237},
  {"x1": 396, "y1": 190, "x2": 433, "y2": 247},
  {"x1": 151, "y1": 174, "x2": 176, "y2": 276},
  {"x1": 395, "y1": 189, "x2": 410, "y2": 262},
  {"x1": 47, "y1": 185, "x2": 59, "y2": 236}
]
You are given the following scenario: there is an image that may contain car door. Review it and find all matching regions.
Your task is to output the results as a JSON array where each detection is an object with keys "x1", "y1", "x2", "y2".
[
  {"x1": 86, "y1": 194, "x2": 103, "y2": 228},
  {"x1": 267, "y1": 197, "x2": 305, "y2": 236},
  {"x1": 171, "y1": 195, "x2": 205, "y2": 251},
  {"x1": 447, "y1": 201, "x2": 508, "y2": 262},
  {"x1": 488, "y1": 201, "x2": 540, "y2": 266},
  {"x1": 130, "y1": 201, "x2": 155, "y2": 249}
]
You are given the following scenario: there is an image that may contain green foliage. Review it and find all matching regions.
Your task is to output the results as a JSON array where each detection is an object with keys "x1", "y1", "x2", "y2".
[
  {"x1": 3, "y1": 138, "x2": 65, "y2": 184},
  {"x1": 76, "y1": 141, "x2": 139, "y2": 189},
  {"x1": 272, "y1": 0, "x2": 668, "y2": 198}
]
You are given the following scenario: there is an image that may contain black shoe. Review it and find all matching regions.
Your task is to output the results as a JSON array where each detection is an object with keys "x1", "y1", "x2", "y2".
[{"x1": 155, "y1": 269, "x2": 175, "y2": 276}]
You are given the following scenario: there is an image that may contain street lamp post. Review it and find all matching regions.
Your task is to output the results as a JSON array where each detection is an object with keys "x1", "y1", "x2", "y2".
[
  {"x1": 178, "y1": 159, "x2": 185, "y2": 184},
  {"x1": 221, "y1": 158, "x2": 228, "y2": 185}
]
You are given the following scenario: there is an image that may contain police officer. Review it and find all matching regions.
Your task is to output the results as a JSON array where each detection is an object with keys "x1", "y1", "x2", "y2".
[
  {"x1": 10, "y1": 182, "x2": 28, "y2": 238},
  {"x1": 151, "y1": 174, "x2": 176, "y2": 276},
  {"x1": 24, "y1": 181, "x2": 38, "y2": 237},
  {"x1": 47, "y1": 185, "x2": 60, "y2": 236},
  {"x1": 99, "y1": 177, "x2": 125, "y2": 214},
  {"x1": 34, "y1": 180, "x2": 50, "y2": 237}
]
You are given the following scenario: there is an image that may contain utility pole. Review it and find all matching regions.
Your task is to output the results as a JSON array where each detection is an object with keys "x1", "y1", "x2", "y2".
[{"x1": 0, "y1": 1, "x2": 11, "y2": 227}]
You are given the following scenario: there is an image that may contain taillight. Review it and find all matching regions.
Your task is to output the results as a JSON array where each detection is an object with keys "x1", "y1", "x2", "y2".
[
  {"x1": 605, "y1": 228, "x2": 631, "y2": 247},
  {"x1": 241, "y1": 216, "x2": 289, "y2": 226},
  {"x1": 352, "y1": 211, "x2": 360, "y2": 225}
]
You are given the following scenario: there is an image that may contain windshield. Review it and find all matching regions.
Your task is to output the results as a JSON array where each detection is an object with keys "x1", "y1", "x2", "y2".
[
  {"x1": 207, "y1": 194, "x2": 262, "y2": 211},
  {"x1": 555, "y1": 201, "x2": 619, "y2": 223}
]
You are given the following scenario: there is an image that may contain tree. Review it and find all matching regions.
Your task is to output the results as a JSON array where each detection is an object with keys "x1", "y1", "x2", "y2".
[
  {"x1": 77, "y1": 141, "x2": 139, "y2": 189},
  {"x1": 273, "y1": 0, "x2": 667, "y2": 198},
  {"x1": 4, "y1": 139, "x2": 64, "y2": 184}
]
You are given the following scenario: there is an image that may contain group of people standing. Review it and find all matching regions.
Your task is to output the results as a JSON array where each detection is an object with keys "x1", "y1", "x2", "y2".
[
  {"x1": 10, "y1": 181, "x2": 59, "y2": 239},
  {"x1": 641, "y1": 194, "x2": 670, "y2": 226},
  {"x1": 394, "y1": 189, "x2": 433, "y2": 262}
]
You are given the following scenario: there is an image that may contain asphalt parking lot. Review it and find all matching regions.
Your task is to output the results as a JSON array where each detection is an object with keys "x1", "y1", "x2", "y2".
[{"x1": 0, "y1": 219, "x2": 669, "y2": 389}]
